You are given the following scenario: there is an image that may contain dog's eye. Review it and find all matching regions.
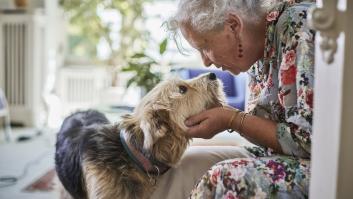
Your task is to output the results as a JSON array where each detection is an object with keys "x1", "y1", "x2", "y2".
[{"x1": 179, "y1": 85, "x2": 188, "y2": 94}]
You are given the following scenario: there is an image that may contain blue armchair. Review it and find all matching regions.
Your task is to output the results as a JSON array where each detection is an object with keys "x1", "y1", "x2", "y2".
[{"x1": 176, "y1": 68, "x2": 246, "y2": 111}]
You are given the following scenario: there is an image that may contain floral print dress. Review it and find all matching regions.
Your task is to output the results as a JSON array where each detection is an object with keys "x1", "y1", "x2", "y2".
[{"x1": 190, "y1": 1, "x2": 315, "y2": 198}]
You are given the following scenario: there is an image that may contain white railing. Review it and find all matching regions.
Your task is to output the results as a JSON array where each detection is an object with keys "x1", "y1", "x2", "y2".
[
  {"x1": 309, "y1": 0, "x2": 353, "y2": 198},
  {"x1": 57, "y1": 66, "x2": 111, "y2": 116}
]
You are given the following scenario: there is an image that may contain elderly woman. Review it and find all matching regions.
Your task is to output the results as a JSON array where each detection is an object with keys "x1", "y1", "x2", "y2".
[{"x1": 151, "y1": 0, "x2": 315, "y2": 198}]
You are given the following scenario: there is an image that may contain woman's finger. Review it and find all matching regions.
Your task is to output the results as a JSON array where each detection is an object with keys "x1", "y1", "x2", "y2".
[
  {"x1": 186, "y1": 120, "x2": 210, "y2": 138},
  {"x1": 184, "y1": 111, "x2": 209, "y2": 126}
]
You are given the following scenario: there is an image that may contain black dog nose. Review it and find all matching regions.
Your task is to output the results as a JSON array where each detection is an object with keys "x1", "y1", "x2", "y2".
[{"x1": 208, "y1": 72, "x2": 216, "y2": 80}]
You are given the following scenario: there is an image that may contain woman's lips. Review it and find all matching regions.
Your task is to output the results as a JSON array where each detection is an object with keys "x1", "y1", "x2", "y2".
[
  {"x1": 221, "y1": 66, "x2": 229, "y2": 71},
  {"x1": 214, "y1": 64, "x2": 231, "y2": 71}
]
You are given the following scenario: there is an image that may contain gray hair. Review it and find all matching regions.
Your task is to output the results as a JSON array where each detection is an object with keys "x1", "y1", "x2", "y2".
[{"x1": 165, "y1": 0, "x2": 275, "y2": 51}]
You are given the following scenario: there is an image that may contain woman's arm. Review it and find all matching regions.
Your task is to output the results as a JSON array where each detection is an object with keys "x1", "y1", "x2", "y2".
[
  {"x1": 231, "y1": 112, "x2": 283, "y2": 153},
  {"x1": 185, "y1": 107, "x2": 283, "y2": 153}
]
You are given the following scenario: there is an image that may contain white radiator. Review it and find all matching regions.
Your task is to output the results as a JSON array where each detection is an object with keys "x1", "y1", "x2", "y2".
[
  {"x1": 57, "y1": 66, "x2": 110, "y2": 116},
  {"x1": 0, "y1": 14, "x2": 46, "y2": 127}
]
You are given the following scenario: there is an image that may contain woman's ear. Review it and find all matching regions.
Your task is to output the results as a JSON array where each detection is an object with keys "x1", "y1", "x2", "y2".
[{"x1": 225, "y1": 13, "x2": 243, "y2": 34}]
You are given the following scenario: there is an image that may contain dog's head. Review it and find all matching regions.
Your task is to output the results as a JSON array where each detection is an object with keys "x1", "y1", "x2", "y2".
[{"x1": 120, "y1": 73, "x2": 226, "y2": 152}]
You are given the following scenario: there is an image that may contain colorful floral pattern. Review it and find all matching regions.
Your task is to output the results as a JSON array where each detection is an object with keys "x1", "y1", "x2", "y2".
[
  {"x1": 247, "y1": 0, "x2": 315, "y2": 158},
  {"x1": 190, "y1": 1, "x2": 315, "y2": 198},
  {"x1": 190, "y1": 157, "x2": 311, "y2": 199}
]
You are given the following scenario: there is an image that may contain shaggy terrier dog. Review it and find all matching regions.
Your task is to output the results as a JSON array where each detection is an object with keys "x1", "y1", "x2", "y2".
[{"x1": 55, "y1": 73, "x2": 226, "y2": 199}]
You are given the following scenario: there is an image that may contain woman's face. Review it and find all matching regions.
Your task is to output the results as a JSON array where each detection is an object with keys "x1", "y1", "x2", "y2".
[{"x1": 180, "y1": 22, "x2": 264, "y2": 75}]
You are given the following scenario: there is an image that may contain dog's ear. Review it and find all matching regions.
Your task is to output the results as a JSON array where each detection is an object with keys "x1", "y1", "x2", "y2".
[{"x1": 140, "y1": 102, "x2": 171, "y2": 151}]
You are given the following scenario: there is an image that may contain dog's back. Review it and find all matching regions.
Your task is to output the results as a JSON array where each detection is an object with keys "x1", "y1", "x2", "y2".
[{"x1": 55, "y1": 110, "x2": 110, "y2": 199}]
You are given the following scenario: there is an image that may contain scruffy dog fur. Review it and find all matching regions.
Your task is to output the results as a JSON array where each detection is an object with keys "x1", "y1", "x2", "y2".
[{"x1": 55, "y1": 73, "x2": 226, "y2": 199}]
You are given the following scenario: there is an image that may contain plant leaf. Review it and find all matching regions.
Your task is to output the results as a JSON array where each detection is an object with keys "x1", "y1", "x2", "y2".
[
  {"x1": 126, "y1": 77, "x2": 137, "y2": 88},
  {"x1": 132, "y1": 53, "x2": 146, "y2": 58},
  {"x1": 159, "y1": 38, "x2": 168, "y2": 55}
]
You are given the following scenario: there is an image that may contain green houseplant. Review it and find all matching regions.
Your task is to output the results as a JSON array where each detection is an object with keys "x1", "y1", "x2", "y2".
[{"x1": 122, "y1": 38, "x2": 169, "y2": 94}]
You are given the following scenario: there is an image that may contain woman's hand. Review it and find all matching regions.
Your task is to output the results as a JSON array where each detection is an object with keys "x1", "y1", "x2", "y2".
[{"x1": 184, "y1": 107, "x2": 234, "y2": 139}]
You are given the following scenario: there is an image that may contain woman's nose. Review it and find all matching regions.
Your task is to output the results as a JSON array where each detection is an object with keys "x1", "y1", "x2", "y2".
[{"x1": 201, "y1": 53, "x2": 213, "y2": 67}]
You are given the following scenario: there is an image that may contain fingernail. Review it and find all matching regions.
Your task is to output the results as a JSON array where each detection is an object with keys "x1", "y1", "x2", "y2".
[{"x1": 185, "y1": 120, "x2": 191, "y2": 126}]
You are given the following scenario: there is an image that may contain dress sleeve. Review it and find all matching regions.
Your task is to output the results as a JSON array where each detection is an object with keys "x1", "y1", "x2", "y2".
[{"x1": 275, "y1": 5, "x2": 315, "y2": 158}]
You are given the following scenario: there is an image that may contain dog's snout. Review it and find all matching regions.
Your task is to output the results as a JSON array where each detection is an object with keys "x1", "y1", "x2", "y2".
[{"x1": 208, "y1": 72, "x2": 216, "y2": 80}]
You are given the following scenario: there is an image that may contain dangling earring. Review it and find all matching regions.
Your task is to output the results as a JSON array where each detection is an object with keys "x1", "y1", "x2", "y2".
[{"x1": 238, "y1": 36, "x2": 243, "y2": 58}]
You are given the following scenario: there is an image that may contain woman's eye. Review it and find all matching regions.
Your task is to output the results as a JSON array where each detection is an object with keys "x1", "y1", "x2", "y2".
[{"x1": 179, "y1": 85, "x2": 188, "y2": 94}]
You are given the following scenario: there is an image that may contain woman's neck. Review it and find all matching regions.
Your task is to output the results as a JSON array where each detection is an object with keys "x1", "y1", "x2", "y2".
[{"x1": 242, "y1": 17, "x2": 267, "y2": 64}]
